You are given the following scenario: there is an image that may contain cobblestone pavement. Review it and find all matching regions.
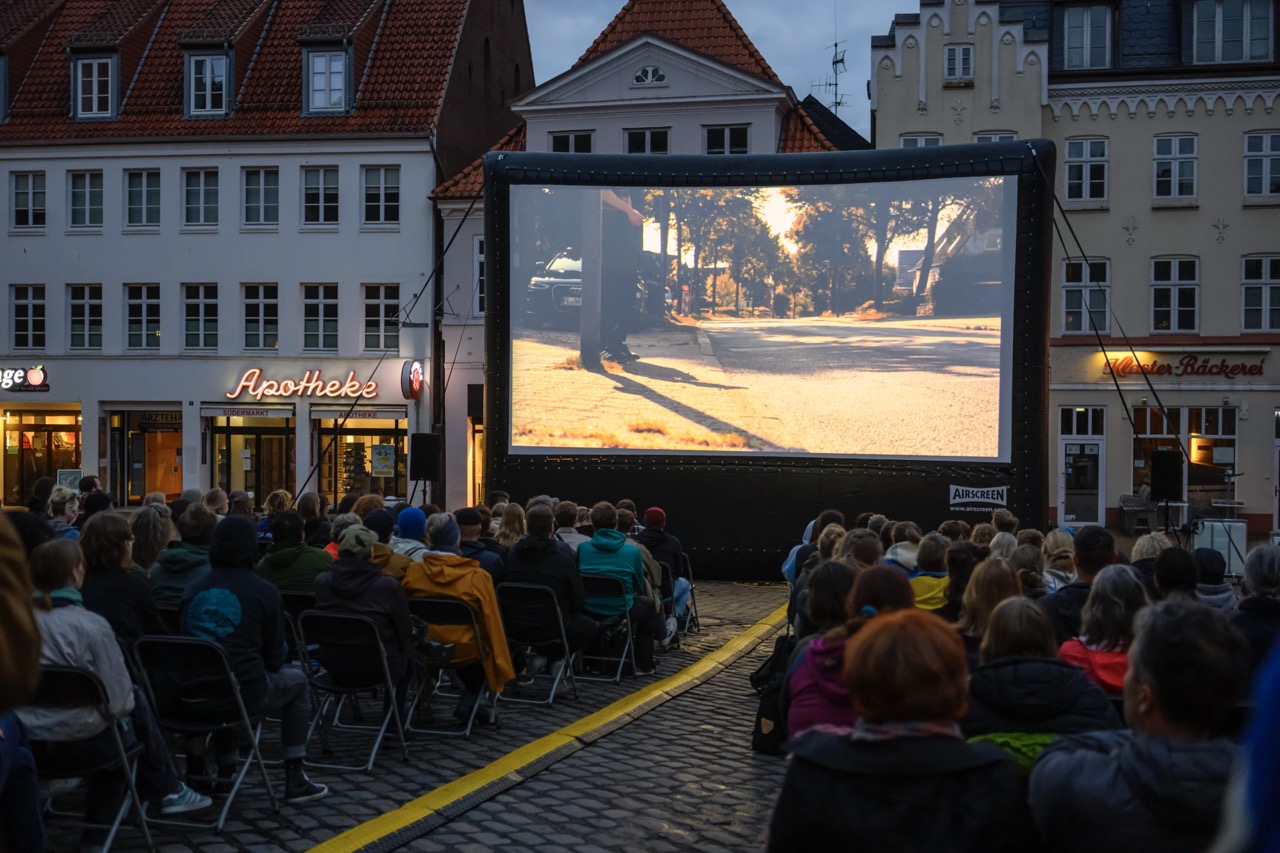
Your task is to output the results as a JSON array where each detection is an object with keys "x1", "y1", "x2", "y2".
[
  {"x1": 45, "y1": 582, "x2": 786, "y2": 853},
  {"x1": 397, "y1": 631, "x2": 787, "y2": 853}
]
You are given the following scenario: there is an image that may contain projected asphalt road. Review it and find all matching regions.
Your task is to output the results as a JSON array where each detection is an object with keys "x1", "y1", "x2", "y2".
[{"x1": 510, "y1": 315, "x2": 1002, "y2": 458}]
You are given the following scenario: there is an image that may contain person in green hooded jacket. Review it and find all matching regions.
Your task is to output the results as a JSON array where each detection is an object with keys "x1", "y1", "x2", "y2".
[
  {"x1": 255, "y1": 509, "x2": 333, "y2": 592},
  {"x1": 149, "y1": 503, "x2": 218, "y2": 607}
]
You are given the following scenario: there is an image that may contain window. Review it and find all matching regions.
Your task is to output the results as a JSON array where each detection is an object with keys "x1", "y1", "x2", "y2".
[
  {"x1": 633, "y1": 65, "x2": 666, "y2": 84},
  {"x1": 69, "y1": 171, "x2": 103, "y2": 228},
  {"x1": 307, "y1": 51, "x2": 346, "y2": 112},
  {"x1": 1245, "y1": 132, "x2": 1280, "y2": 196},
  {"x1": 550, "y1": 132, "x2": 593, "y2": 153},
  {"x1": 626, "y1": 129, "x2": 669, "y2": 154},
  {"x1": 1152, "y1": 258, "x2": 1200, "y2": 332},
  {"x1": 1243, "y1": 256, "x2": 1280, "y2": 330},
  {"x1": 184, "y1": 284, "x2": 218, "y2": 349},
  {"x1": 243, "y1": 168, "x2": 279, "y2": 226},
  {"x1": 1132, "y1": 406, "x2": 1237, "y2": 504},
  {"x1": 68, "y1": 284, "x2": 103, "y2": 349},
  {"x1": 363, "y1": 284, "x2": 400, "y2": 351},
  {"x1": 243, "y1": 284, "x2": 278, "y2": 349},
  {"x1": 473, "y1": 235, "x2": 486, "y2": 315},
  {"x1": 1154, "y1": 136, "x2": 1197, "y2": 199},
  {"x1": 1064, "y1": 6, "x2": 1110, "y2": 69},
  {"x1": 183, "y1": 169, "x2": 219, "y2": 226},
  {"x1": 12, "y1": 172, "x2": 45, "y2": 229},
  {"x1": 705, "y1": 126, "x2": 749, "y2": 155},
  {"x1": 944, "y1": 45, "x2": 974, "y2": 80},
  {"x1": 11, "y1": 285, "x2": 45, "y2": 350},
  {"x1": 900, "y1": 134, "x2": 942, "y2": 148},
  {"x1": 1063, "y1": 259, "x2": 1110, "y2": 333},
  {"x1": 189, "y1": 54, "x2": 227, "y2": 115},
  {"x1": 973, "y1": 132, "x2": 1017, "y2": 144},
  {"x1": 1195, "y1": 0, "x2": 1273, "y2": 62},
  {"x1": 125, "y1": 170, "x2": 160, "y2": 227},
  {"x1": 75, "y1": 57, "x2": 113, "y2": 118},
  {"x1": 302, "y1": 167, "x2": 338, "y2": 225},
  {"x1": 1065, "y1": 138, "x2": 1108, "y2": 201},
  {"x1": 362, "y1": 166, "x2": 399, "y2": 225},
  {"x1": 303, "y1": 284, "x2": 338, "y2": 351},
  {"x1": 125, "y1": 284, "x2": 161, "y2": 349}
]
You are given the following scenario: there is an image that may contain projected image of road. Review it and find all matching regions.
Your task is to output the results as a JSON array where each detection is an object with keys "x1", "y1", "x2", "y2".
[{"x1": 508, "y1": 176, "x2": 1014, "y2": 461}]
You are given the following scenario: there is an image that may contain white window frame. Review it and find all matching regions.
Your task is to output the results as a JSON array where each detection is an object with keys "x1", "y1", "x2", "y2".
[
  {"x1": 243, "y1": 283, "x2": 278, "y2": 350},
  {"x1": 68, "y1": 283, "x2": 103, "y2": 350},
  {"x1": 1151, "y1": 257, "x2": 1200, "y2": 333},
  {"x1": 705, "y1": 125, "x2": 750, "y2": 155},
  {"x1": 900, "y1": 134, "x2": 943, "y2": 148},
  {"x1": 362, "y1": 166, "x2": 399, "y2": 226},
  {"x1": 363, "y1": 283, "x2": 400, "y2": 351},
  {"x1": 550, "y1": 132, "x2": 593, "y2": 153},
  {"x1": 1153, "y1": 135, "x2": 1198, "y2": 200},
  {"x1": 973, "y1": 132, "x2": 1017, "y2": 144},
  {"x1": 125, "y1": 169, "x2": 160, "y2": 228},
  {"x1": 75, "y1": 56, "x2": 114, "y2": 118},
  {"x1": 1064, "y1": 5, "x2": 1111, "y2": 69},
  {"x1": 473, "y1": 235, "x2": 486, "y2": 316},
  {"x1": 302, "y1": 283, "x2": 338, "y2": 351},
  {"x1": 183, "y1": 283, "x2": 219, "y2": 350},
  {"x1": 188, "y1": 53, "x2": 228, "y2": 116},
  {"x1": 1242, "y1": 255, "x2": 1280, "y2": 330},
  {"x1": 125, "y1": 283, "x2": 161, "y2": 350},
  {"x1": 11, "y1": 171, "x2": 46, "y2": 230},
  {"x1": 306, "y1": 50, "x2": 347, "y2": 113},
  {"x1": 11, "y1": 285, "x2": 45, "y2": 350},
  {"x1": 242, "y1": 167, "x2": 279, "y2": 227},
  {"x1": 68, "y1": 170, "x2": 103, "y2": 229},
  {"x1": 626, "y1": 128, "x2": 669, "y2": 154},
  {"x1": 1062, "y1": 258, "x2": 1110, "y2": 334},
  {"x1": 944, "y1": 45, "x2": 974, "y2": 81},
  {"x1": 1244, "y1": 132, "x2": 1280, "y2": 197},
  {"x1": 1194, "y1": 0, "x2": 1273, "y2": 63},
  {"x1": 1065, "y1": 137, "x2": 1108, "y2": 201},
  {"x1": 183, "y1": 168, "x2": 219, "y2": 227},
  {"x1": 302, "y1": 166, "x2": 339, "y2": 226}
]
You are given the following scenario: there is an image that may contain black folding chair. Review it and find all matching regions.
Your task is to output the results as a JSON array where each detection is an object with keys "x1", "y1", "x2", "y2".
[
  {"x1": 579, "y1": 575, "x2": 636, "y2": 683},
  {"x1": 155, "y1": 605, "x2": 183, "y2": 635},
  {"x1": 132, "y1": 636, "x2": 279, "y2": 831},
  {"x1": 295, "y1": 611, "x2": 411, "y2": 772},
  {"x1": 679, "y1": 553, "x2": 701, "y2": 635},
  {"x1": 496, "y1": 583, "x2": 580, "y2": 705},
  {"x1": 405, "y1": 597, "x2": 498, "y2": 738},
  {"x1": 27, "y1": 665, "x2": 155, "y2": 853}
]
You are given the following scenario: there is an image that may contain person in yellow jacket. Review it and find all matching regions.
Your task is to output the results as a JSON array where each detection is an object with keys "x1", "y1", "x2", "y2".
[{"x1": 401, "y1": 513, "x2": 515, "y2": 698}]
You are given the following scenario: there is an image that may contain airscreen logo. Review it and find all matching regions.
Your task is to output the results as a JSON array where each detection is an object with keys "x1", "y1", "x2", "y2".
[{"x1": 949, "y1": 485, "x2": 1007, "y2": 511}]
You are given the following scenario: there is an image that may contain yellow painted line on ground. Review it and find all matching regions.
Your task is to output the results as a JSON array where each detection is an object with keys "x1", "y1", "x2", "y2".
[{"x1": 311, "y1": 602, "x2": 788, "y2": 853}]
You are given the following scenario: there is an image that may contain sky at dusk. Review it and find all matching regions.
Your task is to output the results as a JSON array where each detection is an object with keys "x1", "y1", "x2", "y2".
[{"x1": 523, "y1": 0, "x2": 913, "y2": 139}]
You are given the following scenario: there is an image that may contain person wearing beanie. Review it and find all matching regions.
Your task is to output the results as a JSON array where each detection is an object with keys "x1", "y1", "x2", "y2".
[
  {"x1": 314, "y1": 525, "x2": 414, "y2": 713},
  {"x1": 634, "y1": 506, "x2": 691, "y2": 628},
  {"x1": 1193, "y1": 548, "x2": 1238, "y2": 613},
  {"x1": 365, "y1": 508, "x2": 413, "y2": 581},
  {"x1": 389, "y1": 507, "x2": 429, "y2": 561},
  {"x1": 402, "y1": 513, "x2": 514, "y2": 710},
  {"x1": 456, "y1": 507, "x2": 506, "y2": 584},
  {"x1": 181, "y1": 516, "x2": 329, "y2": 805},
  {"x1": 254, "y1": 510, "x2": 333, "y2": 593}
]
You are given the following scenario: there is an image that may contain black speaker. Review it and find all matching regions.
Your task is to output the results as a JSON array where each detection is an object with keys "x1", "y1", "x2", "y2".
[
  {"x1": 1149, "y1": 450, "x2": 1183, "y2": 502},
  {"x1": 409, "y1": 432, "x2": 440, "y2": 481}
]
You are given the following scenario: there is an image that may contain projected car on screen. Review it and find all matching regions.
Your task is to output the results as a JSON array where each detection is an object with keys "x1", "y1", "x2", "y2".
[{"x1": 506, "y1": 174, "x2": 1015, "y2": 463}]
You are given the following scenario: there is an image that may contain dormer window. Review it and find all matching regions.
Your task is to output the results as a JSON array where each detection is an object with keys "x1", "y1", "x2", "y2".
[
  {"x1": 633, "y1": 65, "x2": 665, "y2": 85},
  {"x1": 189, "y1": 53, "x2": 228, "y2": 116},
  {"x1": 306, "y1": 50, "x2": 347, "y2": 113},
  {"x1": 75, "y1": 56, "x2": 115, "y2": 119}
]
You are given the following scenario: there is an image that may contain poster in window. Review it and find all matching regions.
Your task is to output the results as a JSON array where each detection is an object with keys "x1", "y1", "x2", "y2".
[{"x1": 371, "y1": 444, "x2": 395, "y2": 477}]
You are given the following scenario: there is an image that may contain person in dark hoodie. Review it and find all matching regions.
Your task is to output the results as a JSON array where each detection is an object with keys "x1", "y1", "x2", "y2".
[
  {"x1": 314, "y1": 525, "x2": 414, "y2": 714},
  {"x1": 149, "y1": 503, "x2": 217, "y2": 607},
  {"x1": 503, "y1": 505, "x2": 595, "y2": 664},
  {"x1": 1038, "y1": 525, "x2": 1114, "y2": 645},
  {"x1": 181, "y1": 516, "x2": 329, "y2": 805},
  {"x1": 1028, "y1": 599, "x2": 1249, "y2": 853},
  {"x1": 577, "y1": 501, "x2": 662, "y2": 675},
  {"x1": 79, "y1": 511, "x2": 167, "y2": 644},
  {"x1": 1232, "y1": 544, "x2": 1280, "y2": 677},
  {"x1": 1194, "y1": 547, "x2": 1237, "y2": 613},
  {"x1": 635, "y1": 506, "x2": 691, "y2": 621},
  {"x1": 455, "y1": 507, "x2": 506, "y2": 584},
  {"x1": 255, "y1": 509, "x2": 333, "y2": 593}
]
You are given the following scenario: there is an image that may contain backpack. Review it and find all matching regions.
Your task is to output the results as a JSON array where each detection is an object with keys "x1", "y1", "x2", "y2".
[{"x1": 750, "y1": 631, "x2": 796, "y2": 755}]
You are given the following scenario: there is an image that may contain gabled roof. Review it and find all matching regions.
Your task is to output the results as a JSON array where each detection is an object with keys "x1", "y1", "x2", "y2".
[
  {"x1": 64, "y1": 0, "x2": 162, "y2": 47},
  {"x1": 178, "y1": 0, "x2": 270, "y2": 45},
  {"x1": 799, "y1": 95, "x2": 870, "y2": 151},
  {"x1": 778, "y1": 104, "x2": 836, "y2": 153},
  {"x1": 0, "y1": 0, "x2": 469, "y2": 142},
  {"x1": 0, "y1": 0, "x2": 61, "y2": 48},
  {"x1": 434, "y1": 121, "x2": 524, "y2": 199},
  {"x1": 296, "y1": 0, "x2": 382, "y2": 41},
  {"x1": 576, "y1": 0, "x2": 782, "y2": 86}
]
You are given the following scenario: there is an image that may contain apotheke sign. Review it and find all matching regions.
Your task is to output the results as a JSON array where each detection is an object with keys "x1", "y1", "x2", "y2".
[
  {"x1": 226, "y1": 369, "x2": 378, "y2": 401},
  {"x1": 1, "y1": 366, "x2": 49, "y2": 392}
]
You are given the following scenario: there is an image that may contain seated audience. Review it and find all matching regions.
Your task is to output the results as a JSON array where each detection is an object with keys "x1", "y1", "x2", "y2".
[
  {"x1": 970, "y1": 522, "x2": 997, "y2": 547},
  {"x1": 131, "y1": 504, "x2": 174, "y2": 574},
  {"x1": 45, "y1": 485, "x2": 80, "y2": 540},
  {"x1": 1233, "y1": 545, "x2": 1280, "y2": 678},
  {"x1": 935, "y1": 541, "x2": 987, "y2": 623},
  {"x1": 1155, "y1": 547, "x2": 1199, "y2": 601},
  {"x1": 1194, "y1": 547, "x2": 1237, "y2": 613},
  {"x1": 150, "y1": 503, "x2": 217, "y2": 607},
  {"x1": 255, "y1": 509, "x2": 333, "y2": 592},
  {"x1": 1041, "y1": 527, "x2": 1077, "y2": 593},
  {"x1": 552, "y1": 501, "x2": 590, "y2": 552},
  {"x1": 323, "y1": 512, "x2": 361, "y2": 560},
  {"x1": 1010, "y1": 544, "x2": 1047, "y2": 600},
  {"x1": 388, "y1": 506, "x2": 429, "y2": 561},
  {"x1": 578, "y1": 501, "x2": 664, "y2": 676},
  {"x1": 6, "y1": 509, "x2": 54, "y2": 558},
  {"x1": 992, "y1": 508, "x2": 1019, "y2": 534},
  {"x1": 988, "y1": 532, "x2": 1017, "y2": 561},
  {"x1": 937, "y1": 519, "x2": 968, "y2": 542},
  {"x1": 296, "y1": 492, "x2": 331, "y2": 547},
  {"x1": 836, "y1": 528, "x2": 883, "y2": 572},
  {"x1": 363, "y1": 508, "x2": 413, "y2": 581},
  {"x1": 1016, "y1": 528, "x2": 1045, "y2": 550},
  {"x1": 495, "y1": 503, "x2": 526, "y2": 554},
  {"x1": 456, "y1": 507, "x2": 506, "y2": 583},
  {"x1": 1129, "y1": 532, "x2": 1173, "y2": 598},
  {"x1": 635, "y1": 506, "x2": 691, "y2": 621},
  {"x1": 907, "y1": 532, "x2": 950, "y2": 612},
  {"x1": 79, "y1": 511, "x2": 167, "y2": 643},
  {"x1": 769, "y1": 609, "x2": 1035, "y2": 852},
  {"x1": 793, "y1": 560, "x2": 857, "y2": 641},
  {"x1": 1029, "y1": 600, "x2": 1250, "y2": 852},
  {"x1": 0, "y1": 513, "x2": 43, "y2": 853},
  {"x1": 957, "y1": 558, "x2": 1023, "y2": 670},
  {"x1": 27, "y1": 477, "x2": 54, "y2": 515},
  {"x1": 1058, "y1": 564, "x2": 1148, "y2": 694},
  {"x1": 226, "y1": 490, "x2": 255, "y2": 518},
  {"x1": 255, "y1": 488, "x2": 293, "y2": 543},
  {"x1": 203, "y1": 488, "x2": 229, "y2": 520},
  {"x1": 1039, "y1": 525, "x2": 1114, "y2": 645}
]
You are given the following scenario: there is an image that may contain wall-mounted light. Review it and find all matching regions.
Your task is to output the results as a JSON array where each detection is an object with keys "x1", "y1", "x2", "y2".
[
  {"x1": 1222, "y1": 396, "x2": 1230, "y2": 406},
  {"x1": 1140, "y1": 396, "x2": 1148, "y2": 405}
]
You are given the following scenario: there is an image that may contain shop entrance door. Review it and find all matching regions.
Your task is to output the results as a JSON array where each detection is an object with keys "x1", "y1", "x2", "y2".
[
  {"x1": 210, "y1": 416, "x2": 295, "y2": 509},
  {"x1": 1060, "y1": 441, "x2": 1104, "y2": 525},
  {"x1": 2, "y1": 412, "x2": 81, "y2": 507}
]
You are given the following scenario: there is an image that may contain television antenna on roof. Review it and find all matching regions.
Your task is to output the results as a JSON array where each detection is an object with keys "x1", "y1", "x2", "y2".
[{"x1": 812, "y1": 2, "x2": 848, "y2": 116}]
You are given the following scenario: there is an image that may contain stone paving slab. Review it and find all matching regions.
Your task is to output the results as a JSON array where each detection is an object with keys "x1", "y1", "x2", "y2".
[{"x1": 45, "y1": 582, "x2": 786, "y2": 853}]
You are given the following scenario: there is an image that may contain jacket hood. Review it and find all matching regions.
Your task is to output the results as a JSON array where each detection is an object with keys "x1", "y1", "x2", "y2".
[
  {"x1": 153, "y1": 542, "x2": 211, "y2": 575},
  {"x1": 1120, "y1": 736, "x2": 1238, "y2": 829},
  {"x1": 210, "y1": 516, "x2": 258, "y2": 571},
  {"x1": 325, "y1": 557, "x2": 383, "y2": 598},
  {"x1": 511, "y1": 535, "x2": 559, "y2": 561},
  {"x1": 49, "y1": 519, "x2": 76, "y2": 535},
  {"x1": 883, "y1": 542, "x2": 918, "y2": 571},
  {"x1": 1195, "y1": 583, "x2": 1238, "y2": 612},
  {"x1": 414, "y1": 551, "x2": 483, "y2": 583},
  {"x1": 802, "y1": 635, "x2": 853, "y2": 706},
  {"x1": 459, "y1": 539, "x2": 494, "y2": 559},
  {"x1": 635, "y1": 528, "x2": 665, "y2": 550},
  {"x1": 259, "y1": 543, "x2": 314, "y2": 569},
  {"x1": 589, "y1": 528, "x2": 628, "y2": 553}
]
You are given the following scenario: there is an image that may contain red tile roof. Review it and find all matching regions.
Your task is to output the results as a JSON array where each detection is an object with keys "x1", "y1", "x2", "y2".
[
  {"x1": 434, "y1": 121, "x2": 524, "y2": 199},
  {"x1": 0, "y1": 0, "x2": 469, "y2": 142},
  {"x1": 178, "y1": 0, "x2": 270, "y2": 44},
  {"x1": 779, "y1": 105, "x2": 836, "y2": 153},
  {"x1": 64, "y1": 0, "x2": 162, "y2": 47},
  {"x1": 576, "y1": 0, "x2": 782, "y2": 86},
  {"x1": 0, "y1": 0, "x2": 61, "y2": 47}
]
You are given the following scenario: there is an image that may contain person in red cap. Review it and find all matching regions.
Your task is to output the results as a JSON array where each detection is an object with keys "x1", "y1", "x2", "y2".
[{"x1": 636, "y1": 507, "x2": 690, "y2": 639}]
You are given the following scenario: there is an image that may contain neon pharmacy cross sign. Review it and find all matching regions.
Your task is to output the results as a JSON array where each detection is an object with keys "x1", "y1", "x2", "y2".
[{"x1": 226, "y1": 368, "x2": 378, "y2": 401}]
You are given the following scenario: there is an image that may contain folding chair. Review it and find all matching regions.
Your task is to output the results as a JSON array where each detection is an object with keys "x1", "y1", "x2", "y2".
[
  {"x1": 295, "y1": 611, "x2": 411, "y2": 772},
  {"x1": 579, "y1": 575, "x2": 636, "y2": 683},
  {"x1": 132, "y1": 636, "x2": 280, "y2": 832},
  {"x1": 496, "y1": 583, "x2": 580, "y2": 705},
  {"x1": 155, "y1": 604, "x2": 183, "y2": 635},
  {"x1": 279, "y1": 591, "x2": 318, "y2": 623},
  {"x1": 679, "y1": 553, "x2": 701, "y2": 635},
  {"x1": 27, "y1": 665, "x2": 155, "y2": 853},
  {"x1": 404, "y1": 596, "x2": 497, "y2": 738}
]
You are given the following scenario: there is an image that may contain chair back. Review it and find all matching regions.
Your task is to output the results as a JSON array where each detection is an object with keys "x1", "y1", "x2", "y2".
[
  {"x1": 279, "y1": 591, "x2": 318, "y2": 621},
  {"x1": 581, "y1": 574, "x2": 629, "y2": 621},
  {"x1": 156, "y1": 604, "x2": 183, "y2": 634},
  {"x1": 407, "y1": 596, "x2": 486, "y2": 665},
  {"x1": 132, "y1": 635, "x2": 248, "y2": 725},
  {"x1": 31, "y1": 664, "x2": 109, "y2": 711},
  {"x1": 296, "y1": 610, "x2": 390, "y2": 676},
  {"x1": 497, "y1": 583, "x2": 567, "y2": 645}
]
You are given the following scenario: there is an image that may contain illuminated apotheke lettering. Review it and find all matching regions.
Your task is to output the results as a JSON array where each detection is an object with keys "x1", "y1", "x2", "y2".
[{"x1": 226, "y1": 368, "x2": 378, "y2": 401}]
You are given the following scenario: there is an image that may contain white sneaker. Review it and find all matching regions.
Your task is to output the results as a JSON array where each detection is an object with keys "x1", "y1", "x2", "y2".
[{"x1": 660, "y1": 616, "x2": 678, "y2": 648}]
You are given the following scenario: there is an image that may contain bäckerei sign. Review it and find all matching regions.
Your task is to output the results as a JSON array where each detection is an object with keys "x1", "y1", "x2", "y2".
[
  {"x1": 226, "y1": 369, "x2": 378, "y2": 401},
  {"x1": 1103, "y1": 355, "x2": 1265, "y2": 380}
]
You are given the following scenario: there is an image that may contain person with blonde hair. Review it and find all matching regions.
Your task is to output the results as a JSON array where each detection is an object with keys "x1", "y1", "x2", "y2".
[
  {"x1": 1128, "y1": 531, "x2": 1173, "y2": 597},
  {"x1": 957, "y1": 558, "x2": 1023, "y2": 670},
  {"x1": 1042, "y1": 527, "x2": 1076, "y2": 593},
  {"x1": 256, "y1": 488, "x2": 294, "y2": 543},
  {"x1": 203, "y1": 487, "x2": 229, "y2": 520},
  {"x1": 45, "y1": 485, "x2": 80, "y2": 541},
  {"x1": 495, "y1": 503, "x2": 527, "y2": 552},
  {"x1": 143, "y1": 491, "x2": 167, "y2": 508}
]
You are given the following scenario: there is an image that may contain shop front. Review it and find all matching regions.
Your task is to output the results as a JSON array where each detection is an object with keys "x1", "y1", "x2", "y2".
[
  {"x1": 312, "y1": 408, "x2": 408, "y2": 502},
  {"x1": 105, "y1": 409, "x2": 184, "y2": 505},
  {"x1": 1, "y1": 364, "x2": 82, "y2": 508}
]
